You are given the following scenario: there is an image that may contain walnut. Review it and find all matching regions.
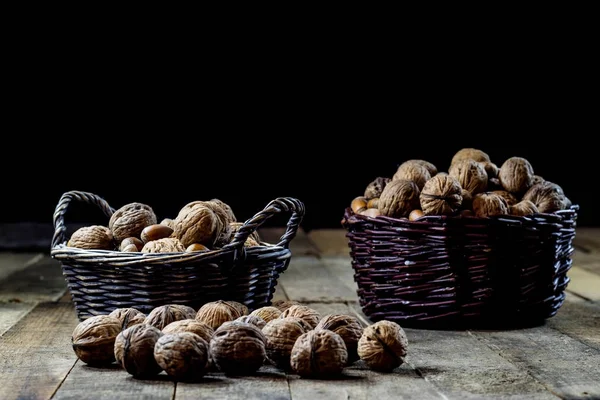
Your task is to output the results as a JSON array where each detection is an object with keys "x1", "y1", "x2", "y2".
[
  {"x1": 364, "y1": 177, "x2": 391, "y2": 200},
  {"x1": 357, "y1": 320, "x2": 408, "y2": 372},
  {"x1": 510, "y1": 200, "x2": 539, "y2": 216},
  {"x1": 461, "y1": 189, "x2": 473, "y2": 210},
  {"x1": 367, "y1": 198, "x2": 379, "y2": 209},
  {"x1": 392, "y1": 161, "x2": 431, "y2": 190},
  {"x1": 108, "y1": 308, "x2": 146, "y2": 330},
  {"x1": 280, "y1": 305, "x2": 321, "y2": 330},
  {"x1": 351, "y1": 196, "x2": 368, "y2": 214},
  {"x1": 140, "y1": 224, "x2": 174, "y2": 243},
  {"x1": 195, "y1": 300, "x2": 240, "y2": 330},
  {"x1": 114, "y1": 324, "x2": 163, "y2": 378},
  {"x1": 109, "y1": 202, "x2": 157, "y2": 242},
  {"x1": 244, "y1": 237, "x2": 260, "y2": 247},
  {"x1": 492, "y1": 190, "x2": 518, "y2": 206},
  {"x1": 141, "y1": 237, "x2": 185, "y2": 253},
  {"x1": 209, "y1": 198, "x2": 237, "y2": 223},
  {"x1": 71, "y1": 315, "x2": 121, "y2": 365},
  {"x1": 419, "y1": 174, "x2": 463, "y2": 216},
  {"x1": 162, "y1": 319, "x2": 215, "y2": 343},
  {"x1": 290, "y1": 329, "x2": 348, "y2": 378},
  {"x1": 449, "y1": 159, "x2": 488, "y2": 195},
  {"x1": 119, "y1": 237, "x2": 144, "y2": 251},
  {"x1": 154, "y1": 332, "x2": 209, "y2": 381},
  {"x1": 250, "y1": 306, "x2": 282, "y2": 323},
  {"x1": 229, "y1": 222, "x2": 261, "y2": 243},
  {"x1": 67, "y1": 225, "x2": 114, "y2": 250},
  {"x1": 479, "y1": 161, "x2": 499, "y2": 179},
  {"x1": 204, "y1": 199, "x2": 236, "y2": 247},
  {"x1": 160, "y1": 218, "x2": 176, "y2": 231},
  {"x1": 173, "y1": 202, "x2": 219, "y2": 247},
  {"x1": 209, "y1": 321, "x2": 267, "y2": 375},
  {"x1": 522, "y1": 181, "x2": 566, "y2": 213},
  {"x1": 144, "y1": 304, "x2": 195, "y2": 330},
  {"x1": 170, "y1": 304, "x2": 197, "y2": 319},
  {"x1": 499, "y1": 157, "x2": 534, "y2": 194},
  {"x1": 450, "y1": 148, "x2": 491, "y2": 165},
  {"x1": 235, "y1": 315, "x2": 267, "y2": 329},
  {"x1": 225, "y1": 301, "x2": 249, "y2": 317},
  {"x1": 261, "y1": 317, "x2": 308, "y2": 370},
  {"x1": 406, "y1": 159, "x2": 438, "y2": 176},
  {"x1": 532, "y1": 175, "x2": 545, "y2": 185},
  {"x1": 378, "y1": 179, "x2": 421, "y2": 218},
  {"x1": 272, "y1": 300, "x2": 301, "y2": 312},
  {"x1": 315, "y1": 314, "x2": 364, "y2": 363},
  {"x1": 472, "y1": 192, "x2": 509, "y2": 218}
]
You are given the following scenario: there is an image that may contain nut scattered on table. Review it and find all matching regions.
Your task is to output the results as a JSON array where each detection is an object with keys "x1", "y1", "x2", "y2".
[
  {"x1": 108, "y1": 308, "x2": 146, "y2": 331},
  {"x1": 196, "y1": 300, "x2": 240, "y2": 330},
  {"x1": 162, "y1": 319, "x2": 215, "y2": 343},
  {"x1": 250, "y1": 306, "x2": 282, "y2": 323},
  {"x1": 357, "y1": 320, "x2": 408, "y2": 372},
  {"x1": 144, "y1": 304, "x2": 195, "y2": 331},
  {"x1": 67, "y1": 225, "x2": 114, "y2": 250},
  {"x1": 271, "y1": 300, "x2": 301, "y2": 312},
  {"x1": 262, "y1": 317, "x2": 309, "y2": 370},
  {"x1": 280, "y1": 304, "x2": 321, "y2": 330},
  {"x1": 71, "y1": 315, "x2": 121, "y2": 365},
  {"x1": 109, "y1": 202, "x2": 157, "y2": 242},
  {"x1": 235, "y1": 315, "x2": 267, "y2": 330},
  {"x1": 315, "y1": 314, "x2": 364, "y2": 363},
  {"x1": 209, "y1": 321, "x2": 267, "y2": 375},
  {"x1": 154, "y1": 332, "x2": 209, "y2": 381},
  {"x1": 290, "y1": 329, "x2": 348, "y2": 378},
  {"x1": 114, "y1": 324, "x2": 163, "y2": 378}
]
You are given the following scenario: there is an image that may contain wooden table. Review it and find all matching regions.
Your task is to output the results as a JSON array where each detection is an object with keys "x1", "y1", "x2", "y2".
[{"x1": 1, "y1": 228, "x2": 599, "y2": 400}]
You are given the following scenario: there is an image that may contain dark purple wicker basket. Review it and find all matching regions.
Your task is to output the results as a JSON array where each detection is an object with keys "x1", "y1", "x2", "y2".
[
  {"x1": 51, "y1": 191, "x2": 304, "y2": 321},
  {"x1": 341, "y1": 205, "x2": 578, "y2": 329}
]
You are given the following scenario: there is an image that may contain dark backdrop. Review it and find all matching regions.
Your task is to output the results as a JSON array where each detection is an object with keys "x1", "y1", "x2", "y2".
[{"x1": 1, "y1": 135, "x2": 595, "y2": 233}]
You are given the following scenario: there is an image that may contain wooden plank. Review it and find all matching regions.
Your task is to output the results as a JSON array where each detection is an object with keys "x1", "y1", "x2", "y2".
[
  {"x1": 472, "y1": 326, "x2": 600, "y2": 399},
  {"x1": 0, "y1": 302, "x2": 79, "y2": 400},
  {"x1": 573, "y1": 227, "x2": 600, "y2": 253},
  {"x1": 0, "y1": 302, "x2": 36, "y2": 336},
  {"x1": 0, "y1": 252, "x2": 43, "y2": 281},
  {"x1": 0, "y1": 255, "x2": 67, "y2": 303},
  {"x1": 347, "y1": 303, "x2": 560, "y2": 399},
  {"x1": 53, "y1": 361, "x2": 174, "y2": 400},
  {"x1": 307, "y1": 229, "x2": 350, "y2": 256},
  {"x1": 548, "y1": 296, "x2": 600, "y2": 350},
  {"x1": 565, "y1": 266, "x2": 600, "y2": 301},
  {"x1": 176, "y1": 365, "x2": 291, "y2": 400},
  {"x1": 286, "y1": 302, "x2": 447, "y2": 400}
]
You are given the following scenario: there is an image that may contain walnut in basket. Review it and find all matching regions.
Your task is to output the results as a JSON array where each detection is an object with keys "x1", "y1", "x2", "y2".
[
  {"x1": 71, "y1": 315, "x2": 121, "y2": 366},
  {"x1": 419, "y1": 174, "x2": 463, "y2": 216},
  {"x1": 204, "y1": 199, "x2": 236, "y2": 247},
  {"x1": 67, "y1": 225, "x2": 114, "y2": 250},
  {"x1": 357, "y1": 320, "x2": 408, "y2": 372},
  {"x1": 109, "y1": 202, "x2": 157, "y2": 242},
  {"x1": 173, "y1": 202, "x2": 220, "y2": 247},
  {"x1": 229, "y1": 222, "x2": 261, "y2": 243},
  {"x1": 154, "y1": 332, "x2": 210, "y2": 381},
  {"x1": 522, "y1": 181, "x2": 567, "y2": 213},
  {"x1": 290, "y1": 329, "x2": 348, "y2": 378},
  {"x1": 364, "y1": 177, "x2": 391, "y2": 200},
  {"x1": 472, "y1": 192, "x2": 509, "y2": 218},
  {"x1": 392, "y1": 161, "x2": 431, "y2": 190},
  {"x1": 492, "y1": 190, "x2": 518, "y2": 206},
  {"x1": 509, "y1": 200, "x2": 539, "y2": 216},
  {"x1": 141, "y1": 237, "x2": 185, "y2": 253},
  {"x1": 378, "y1": 179, "x2": 421, "y2": 218},
  {"x1": 498, "y1": 156, "x2": 534, "y2": 194},
  {"x1": 449, "y1": 159, "x2": 488, "y2": 195}
]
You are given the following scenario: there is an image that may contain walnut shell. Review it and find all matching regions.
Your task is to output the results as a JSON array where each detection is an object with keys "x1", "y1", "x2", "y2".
[
  {"x1": 114, "y1": 324, "x2": 163, "y2": 378},
  {"x1": 144, "y1": 304, "x2": 195, "y2": 330},
  {"x1": 173, "y1": 202, "x2": 219, "y2": 247},
  {"x1": 364, "y1": 177, "x2": 391, "y2": 200},
  {"x1": 449, "y1": 159, "x2": 488, "y2": 195},
  {"x1": 392, "y1": 161, "x2": 432, "y2": 190},
  {"x1": 261, "y1": 317, "x2": 308, "y2": 370},
  {"x1": 209, "y1": 198, "x2": 237, "y2": 223},
  {"x1": 71, "y1": 315, "x2": 121, "y2": 365},
  {"x1": 378, "y1": 179, "x2": 421, "y2": 218},
  {"x1": 109, "y1": 202, "x2": 157, "y2": 242},
  {"x1": 210, "y1": 321, "x2": 267, "y2": 375},
  {"x1": 204, "y1": 199, "x2": 236, "y2": 247},
  {"x1": 472, "y1": 192, "x2": 509, "y2": 218},
  {"x1": 406, "y1": 159, "x2": 438, "y2": 176},
  {"x1": 522, "y1": 181, "x2": 566, "y2": 213},
  {"x1": 250, "y1": 306, "x2": 282, "y2": 323},
  {"x1": 290, "y1": 329, "x2": 348, "y2": 378},
  {"x1": 235, "y1": 315, "x2": 267, "y2": 330},
  {"x1": 532, "y1": 175, "x2": 545, "y2": 185},
  {"x1": 154, "y1": 332, "x2": 209, "y2": 381},
  {"x1": 450, "y1": 148, "x2": 491, "y2": 165},
  {"x1": 229, "y1": 222, "x2": 261, "y2": 243},
  {"x1": 357, "y1": 320, "x2": 408, "y2": 372},
  {"x1": 499, "y1": 157, "x2": 534, "y2": 194},
  {"x1": 67, "y1": 225, "x2": 114, "y2": 250},
  {"x1": 196, "y1": 300, "x2": 240, "y2": 330},
  {"x1": 510, "y1": 200, "x2": 539, "y2": 216},
  {"x1": 419, "y1": 174, "x2": 463, "y2": 216},
  {"x1": 272, "y1": 300, "x2": 301, "y2": 312},
  {"x1": 492, "y1": 190, "x2": 518, "y2": 206},
  {"x1": 141, "y1": 237, "x2": 185, "y2": 253},
  {"x1": 160, "y1": 218, "x2": 176, "y2": 231},
  {"x1": 479, "y1": 161, "x2": 499, "y2": 179},
  {"x1": 162, "y1": 319, "x2": 215, "y2": 343},
  {"x1": 280, "y1": 305, "x2": 321, "y2": 330},
  {"x1": 315, "y1": 314, "x2": 364, "y2": 363},
  {"x1": 108, "y1": 308, "x2": 146, "y2": 331},
  {"x1": 244, "y1": 237, "x2": 260, "y2": 247},
  {"x1": 225, "y1": 301, "x2": 249, "y2": 317}
]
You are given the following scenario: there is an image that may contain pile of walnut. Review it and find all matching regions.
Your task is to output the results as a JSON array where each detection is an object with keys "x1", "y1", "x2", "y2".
[
  {"x1": 352, "y1": 147, "x2": 572, "y2": 219},
  {"x1": 71, "y1": 300, "x2": 409, "y2": 382},
  {"x1": 66, "y1": 198, "x2": 262, "y2": 252}
]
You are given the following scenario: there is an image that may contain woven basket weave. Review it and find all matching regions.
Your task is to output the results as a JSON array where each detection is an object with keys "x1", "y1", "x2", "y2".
[
  {"x1": 341, "y1": 205, "x2": 578, "y2": 329},
  {"x1": 51, "y1": 191, "x2": 304, "y2": 321}
]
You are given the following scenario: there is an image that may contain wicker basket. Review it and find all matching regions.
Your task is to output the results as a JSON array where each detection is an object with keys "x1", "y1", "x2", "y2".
[
  {"x1": 51, "y1": 191, "x2": 304, "y2": 321},
  {"x1": 341, "y1": 205, "x2": 579, "y2": 329}
]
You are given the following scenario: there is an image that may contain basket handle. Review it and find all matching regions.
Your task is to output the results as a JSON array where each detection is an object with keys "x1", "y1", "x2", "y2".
[
  {"x1": 52, "y1": 191, "x2": 116, "y2": 248},
  {"x1": 224, "y1": 197, "x2": 305, "y2": 250}
]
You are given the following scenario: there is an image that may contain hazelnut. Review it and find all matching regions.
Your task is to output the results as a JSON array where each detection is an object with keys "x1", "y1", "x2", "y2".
[
  {"x1": 140, "y1": 224, "x2": 174, "y2": 243},
  {"x1": 366, "y1": 198, "x2": 379, "y2": 209},
  {"x1": 119, "y1": 237, "x2": 144, "y2": 251},
  {"x1": 408, "y1": 209, "x2": 424, "y2": 221},
  {"x1": 121, "y1": 244, "x2": 139, "y2": 252},
  {"x1": 360, "y1": 208, "x2": 382, "y2": 218},
  {"x1": 351, "y1": 196, "x2": 368, "y2": 214},
  {"x1": 186, "y1": 243, "x2": 210, "y2": 252}
]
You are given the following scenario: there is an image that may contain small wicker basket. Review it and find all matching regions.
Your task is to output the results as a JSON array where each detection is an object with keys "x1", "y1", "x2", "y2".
[
  {"x1": 341, "y1": 205, "x2": 578, "y2": 329},
  {"x1": 51, "y1": 191, "x2": 304, "y2": 321}
]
